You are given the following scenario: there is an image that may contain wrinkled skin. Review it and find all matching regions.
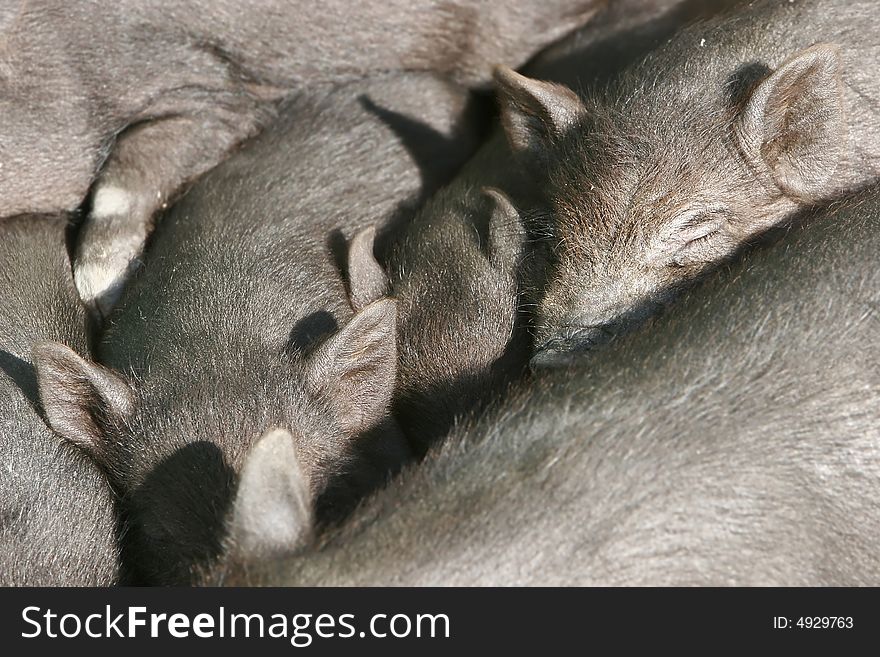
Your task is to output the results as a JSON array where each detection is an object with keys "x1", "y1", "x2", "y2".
[{"x1": 228, "y1": 187, "x2": 880, "y2": 586}]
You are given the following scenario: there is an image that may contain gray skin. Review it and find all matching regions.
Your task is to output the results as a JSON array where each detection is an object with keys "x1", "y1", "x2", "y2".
[
  {"x1": 491, "y1": 0, "x2": 880, "y2": 362},
  {"x1": 372, "y1": 0, "x2": 734, "y2": 455},
  {"x1": 32, "y1": 72, "x2": 481, "y2": 585},
  {"x1": 0, "y1": 214, "x2": 118, "y2": 585},
  {"x1": 0, "y1": 0, "x2": 603, "y2": 315},
  {"x1": 224, "y1": 186, "x2": 880, "y2": 586}
]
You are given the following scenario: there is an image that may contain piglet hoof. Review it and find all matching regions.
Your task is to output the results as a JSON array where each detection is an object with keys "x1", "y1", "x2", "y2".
[
  {"x1": 74, "y1": 186, "x2": 148, "y2": 319},
  {"x1": 74, "y1": 254, "x2": 137, "y2": 321}
]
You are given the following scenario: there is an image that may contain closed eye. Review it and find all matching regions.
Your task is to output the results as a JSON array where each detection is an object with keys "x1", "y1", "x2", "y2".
[
  {"x1": 677, "y1": 214, "x2": 724, "y2": 245},
  {"x1": 652, "y1": 205, "x2": 730, "y2": 266}
]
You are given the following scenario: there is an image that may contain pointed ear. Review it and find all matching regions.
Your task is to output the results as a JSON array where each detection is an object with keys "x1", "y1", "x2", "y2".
[
  {"x1": 227, "y1": 428, "x2": 312, "y2": 559},
  {"x1": 737, "y1": 43, "x2": 845, "y2": 202},
  {"x1": 32, "y1": 341, "x2": 133, "y2": 458},
  {"x1": 347, "y1": 225, "x2": 390, "y2": 311},
  {"x1": 483, "y1": 187, "x2": 525, "y2": 271},
  {"x1": 306, "y1": 299, "x2": 397, "y2": 436},
  {"x1": 494, "y1": 66, "x2": 586, "y2": 164}
]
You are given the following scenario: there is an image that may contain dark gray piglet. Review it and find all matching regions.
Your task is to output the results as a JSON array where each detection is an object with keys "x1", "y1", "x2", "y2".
[
  {"x1": 225, "y1": 185, "x2": 880, "y2": 586},
  {"x1": 493, "y1": 0, "x2": 880, "y2": 361},
  {"x1": 0, "y1": 0, "x2": 603, "y2": 315},
  {"x1": 377, "y1": 183, "x2": 530, "y2": 456},
  {"x1": 33, "y1": 71, "x2": 482, "y2": 584},
  {"x1": 36, "y1": 298, "x2": 399, "y2": 585},
  {"x1": 0, "y1": 214, "x2": 118, "y2": 585},
  {"x1": 364, "y1": 0, "x2": 734, "y2": 453}
]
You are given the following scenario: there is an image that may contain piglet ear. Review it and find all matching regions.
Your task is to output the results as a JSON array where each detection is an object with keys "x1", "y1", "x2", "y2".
[
  {"x1": 32, "y1": 341, "x2": 133, "y2": 461},
  {"x1": 737, "y1": 43, "x2": 845, "y2": 202},
  {"x1": 305, "y1": 299, "x2": 397, "y2": 437},
  {"x1": 347, "y1": 225, "x2": 390, "y2": 311},
  {"x1": 483, "y1": 187, "x2": 525, "y2": 272},
  {"x1": 494, "y1": 66, "x2": 586, "y2": 163},
  {"x1": 226, "y1": 428, "x2": 312, "y2": 559}
]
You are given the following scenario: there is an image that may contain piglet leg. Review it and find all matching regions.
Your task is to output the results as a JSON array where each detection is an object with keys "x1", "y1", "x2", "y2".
[{"x1": 74, "y1": 108, "x2": 268, "y2": 317}]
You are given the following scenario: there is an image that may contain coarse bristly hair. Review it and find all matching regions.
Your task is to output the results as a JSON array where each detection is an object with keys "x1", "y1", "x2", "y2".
[
  {"x1": 494, "y1": 0, "x2": 880, "y2": 361},
  {"x1": 0, "y1": 0, "x2": 604, "y2": 315},
  {"x1": 0, "y1": 214, "x2": 120, "y2": 585},
  {"x1": 31, "y1": 75, "x2": 490, "y2": 585},
  {"x1": 228, "y1": 184, "x2": 880, "y2": 586}
]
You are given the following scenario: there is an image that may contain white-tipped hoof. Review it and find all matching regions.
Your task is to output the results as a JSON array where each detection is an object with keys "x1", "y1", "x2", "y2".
[
  {"x1": 90, "y1": 186, "x2": 133, "y2": 219},
  {"x1": 76, "y1": 186, "x2": 148, "y2": 319},
  {"x1": 74, "y1": 258, "x2": 133, "y2": 319}
]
